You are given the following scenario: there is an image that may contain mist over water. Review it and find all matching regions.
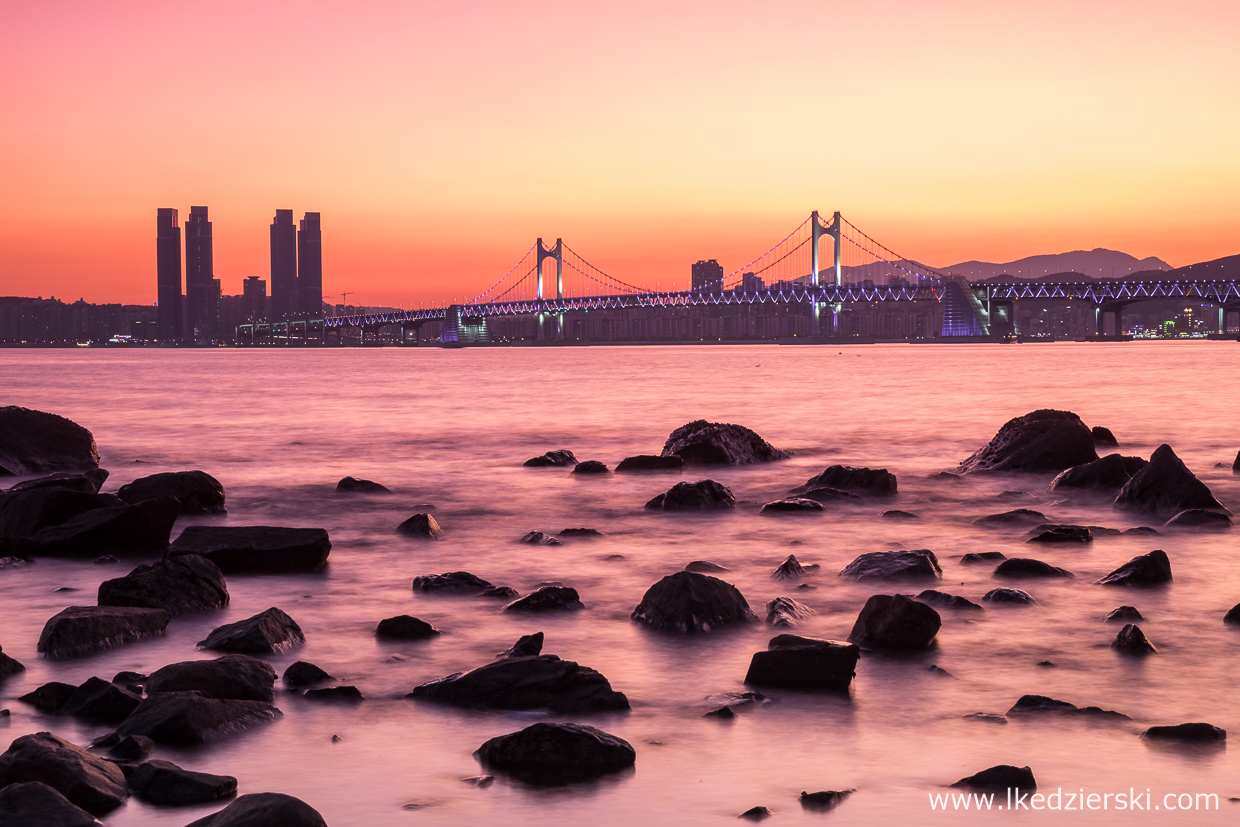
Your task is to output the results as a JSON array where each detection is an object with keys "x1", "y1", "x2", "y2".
[{"x1": 2, "y1": 342, "x2": 1239, "y2": 826}]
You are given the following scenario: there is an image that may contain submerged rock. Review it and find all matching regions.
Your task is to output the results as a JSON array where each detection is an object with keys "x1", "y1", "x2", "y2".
[
  {"x1": 523, "y1": 450, "x2": 578, "y2": 467},
  {"x1": 412, "y1": 571, "x2": 495, "y2": 595},
  {"x1": 982, "y1": 588, "x2": 1037, "y2": 605},
  {"x1": 117, "y1": 470, "x2": 226, "y2": 515},
  {"x1": 800, "y1": 789, "x2": 855, "y2": 810},
  {"x1": 952, "y1": 765, "x2": 1037, "y2": 792},
  {"x1": 1142, "y1": 723, "x2": 1226, "y2": 743},
  {"x1": 916, "y1": 589, "x2": 984, "y2": 611},
  {"x1": 1006, "y1": 694, "x2": 1127, "y2": 719},
  {"x1": 993, "y1": 558, "x2": 1074, "y2": 578},
  {"x1": 410, "y1": 654, "x2": 629, "y2": 713},
  {"x1": 615, "y1": 455, "x2": 685, "y2": 473},
  {"x1": 789, "y1": 465, "x2": 897, "y2": 498},
  {"x1": 375, "y1": 615, "x2": 440, "y2": 640},
  {"x1": 839, "y1": 549, "x2": 941, "y2": 580},
  {"x1": 739, "y1": 806, "x2": 772, "y2": 820},
  {"x1": 630, "y1": 571, "x2": 756, "y2": 632},
  {"x1": 475, "y1": 722, "x2": 635, "y2": 785},
  {"x1": 1225, "y1": 604, "x2": 1240, "y2": 625},
  {"x1": 744, "y1": 635, "x2": 859, "y2": 690},
  {"x1": 148, "y1": 655, "x2": 277, "y2": 702},
  {"x1": 0, "y1": 406, "x2": 100, "y2": 476},
  {"x1": 183, "y1": 792, "x2": 327, "y2": 827},
  {"x1": 1112, "y1": 623, "x2": 1156, "y2": 655},
  {"x1": 0, "y1": 732, "x2": 128, "y2": 816},
  {"x1": 397, "y1": 513, "x2": 442, "y2": 540},
  {"x1": 1164, "y1": 509, "x2": 1231, "y2": 529},
  {"x1": 1049, "y1": 454, "x2": 1146, "y2": 494},
  {"x1": 0, "y1": 645, "x2": 25, "y2": 682},
  {"x1": 128, "y1": 759, "x2": 237, "y2": 806},
  {"x1": 97, "y1": 553, "x2": 228, "y2": 614},
  {"x1": 518, "y1": 531, "x2": 562, "y2": 546},
  {"x1": 198, "y1": 607, "x2": 304, "y2": 654},
  {"x1": 770, "y1": 554, "x2": 807, "y2": 580},
  {"x1": 37, "y1": 606, "x2": 170, "y2": 658},
  {"x1": 27, "y1": 496, "x2": 180, "y2": 558},
  {"x1": 0, "y1": 488, "x2": 121, "y2": 541},
  {"x1": 169, "y1": 526, "x2": 331, "y2": 572},
  {"x1": 1027, "y1": 525, "x2": 1092, "y2": 544},
  {"x1": 960, "y1": 551, "x2": 1006, "y2": 565},
  {"x1": 1103, "y1": 606, "x2": 1144, "y2": 623},
  {"x1": 571, "y1": 460, "x2": 609, "y2": 475},
  {"x1": 503, "y1": 586, "x2": 583, "y2": 612},
  {"x1": 644, "y1": 480, "x2": 735, "y2": 511},
  {"x1": 1114, "y1": 444, "x2": 1226, "y2": 516},
  {"x1": 973, "y1": 509, "x2": 1047, "y2": 528},
  {"x1": 848, "y1": 594, "x2": 941, "y2": 649},
  {"x1": 303, "y1": 686, "x2": 364, "y2": 703},
  {"x1": 113, "y1": 691, "x2": 281, "y2": 745},
  {"x1": 764, "y1": 597, "x2": 815, "y2": 627},
  {"x1": 684, "y1": 560, "x2": 728, "y2": 574},
  {"x1": 760, "y1": 498, "x2": 824, "y2": 514},
  {"x1": 0, "y1": 780, "x2": 100, "y2": 827},
  {"x1": 958, "y1": 409, "x2": 1097, "y2": 474},
  {"x1": 335, "y1": 476, "x2": 390, "y2": 494},
  {"x1": 1096, "y1": 550, "x2": 1172, "y2": 586},
  {"x1": 797, "y1": 487, "x2": 861, "y2": 504},
  {"x1": 660, "y1": 420, "x2": 787, "y2": 466},
  {"x1": 881, "y1": 509, "x2": 920, "y2": 521},
  {"x1": 282, "y1": 661, "x2": 333, "y2": 688}
]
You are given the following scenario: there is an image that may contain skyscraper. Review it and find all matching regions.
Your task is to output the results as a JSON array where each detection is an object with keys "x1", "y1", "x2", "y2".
[
  {"x1": 156, "y1": 208, "x2": 183, "y2": 339},
  {"x1": 691, "y1": 259, "x2": 724, "y2": 293},
  {"x1": 185, "y1": 206, "x2": 214, "y2": 338},
  {"x1": 243, "y1": 276, "x2": 267, "y2": 321},
  {"x1": 270, "y1": 210, "x2": 298, "y2": 319},
  {"x1": 298, "y1": 212, "x2": 322, "y2": 316}
]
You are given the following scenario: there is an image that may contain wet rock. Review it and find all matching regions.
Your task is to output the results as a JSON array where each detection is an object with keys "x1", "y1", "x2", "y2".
[
  {"x1": 849, "y1": 594, "x2": 941, "y2": 649},
  {"x1": 959, "y1": 409, "x2": 1097, "y2": 474},
  {"x1": 745, "y1": 635, "x2": 859, "y2": 690},
  {"x1": 375, "y1": 615, "x2": 441, "y2": 640},
  {"x1": 183, "y1": 792, "x2": 326, "y2": 827},
  {"x1": 37, "y1": 606, "x2": 170, "y2": 658},
  {"x1": 704, "y1": 705, "x2": 735, "y2": 719},
  {"x1": 952, "y1": 765, "x2": 1036, "y2": 792},
  {"x1": 790, "y1": 465, "x2": 896, "y2": 498},
  {"x1": 882, "y1": 509, "x2": 920, "y2": 520},
  {"x1": 765, "y1": 597, "x2": 815, "y2": 627},
  {"x1": 518, "y1": 531, "x2": 562, "y2": 546},
  {"x1": 396, "y1": 513, "x2": 441, "y2": 540},
  {"x1": 839, "y1": 549, "x2": 941, "y2": 581},
  {"x1": 7, "y1": 469, "x2": 109, "y2": 495},
  {"x1": 97, "y1": 553, "x2": 228, "y2": 615},
  {"x1": 128, "y1": 759, "x2": 237, "y2": 806},
  {"x1": 282, "y1": 661, "x2": 333, "y2": 688},
  {"x1": 1115, "y1": 444, "x2": 1227, "y2": 516},
  {"x1": 412, "y1": 571, "x2": 495, "y2": 595},
  {"x1": 169, "y1": 526, "x2": 332, "y2": 572},
  {"x1": 961, "y1": 551, "x2": 1006, "y2": 564},
  {"x1": 303, "y1": 686, "x2": 364, "y2": 703},
  {"x1": 982, "y1": 588, "x2": 1037, "y2": 605},
  {"x1": 1006, "y1": 695, "x2": 1128, "y2": 719},
  {"x1": 1123, "y1": 526, "x2": 1160, "y2": 535},
  {"x1": 770, "y1": 554, "x2": 807, "y2": 579},
  {"x1": 558, "y1": 527, "x2": 605, "y2": 538},
  {"x1": 0, "y1": 407, "x2": 100, "y2": 476},
  {"x1": 571, "y1": 461, "x2": 609, "y2": 475},
  {"x1": 1225, "y1": 604, "x2": 1240, "y2": 625},
  {"x1": 18, "y1": 682, "x2": 78, "y2": 713},
  {"x1": 615, "y1": 455, "x2": 685, "y2": 473},
  {"x1": 499, "y1": 632, "x2": 543, "y2": 658},
  {"x1": 475, "y1": 722, "x2": 635, "y2": 785},
  {"x1": 930, "y1": 471, "x2": 962, "y2": 481},
  {"x1": 684, "y1": 560, "x2": 728, "y2": 573},
  {"x1": 0, "y1": 488, "x2": 122, "y2": 542},
  {"x1": 973, "y1": 508, "x2": 1046, "y2": 527},
  {"x1": 916, "y1": 589, "x2": 983, "y2": 611},
  {"x1": 27, "y1": 496, "x2": 180, "y2": 558},
  {"x1": 410, "y1": 655, "x2": 629, "y2": 713},
  {"x1": 198, "y1": 607, "x2": 304, "y2": 654},
  {"x1": 503, "y1": 586, "x2": 583, "y2": 613},
  {"x1": 117, "y1": 471, "x2": 225, "y2": 515},
  {"x1": 1103, "y1": 606, "x2": 1144, "y2": 623},
  {"x1": 797, "y1": 487, "x2": 861, "y2": 504},
  {"x1": 106, "y1": 735, "x2": 153, "y2": 761},
  {"x1": 1112, "y1": 623, "x2": 1156, "y2": 655},
  {"x1": 480, "y1": 586, "x2": 519, "y2": 599},
  {"x1": 1091, "y1": 426, "x2": 1119, "y2": 446},
  {"x1": 1142, "y1": 723, "x2": 1226, "y2": 743},
  {"x1": 1096, "y1": 550, "x2": 1172, "y2": 587},
  {"x1": 59, "y1": 678, "x2": 142, "y2": 722},
  {"x1": 1027, "y1": 525, "x2": 1093, "y2": 544},
  {"x1": 0, "y1": 556, "x2": 29, "y2": 568},
  {"x1": 523, "y1": 450, "x2": 578, "y2": 467},
  {"x1": 760, "y1": 498, "x2": 824, "y2": 514},
  {"x1": 661, "y1": 420, "x2": 787, "y2": 466},
  {"x1": 0, "y1": 781, "x2": 101, "y2": 827},
  {"x1": 993, "y1": 558, "x2": 1074, "y2": 578},
  {"x1": 1164, "y1": 509, "x2": 1232, "y2": 529},
  {"x1": 645, "y1": 480, "x2": 736, "y2": 511},
  {"x1": 0, "y1": 731, "x2": 127, "y2": 815},
  {"x1": 335, "y1": 476, "x2": 390, "y2": 494},
  {"x1": 630, "y1": 571, "x2": 756, "y2": 632},
  {"x1": 0, "y1": 645, "x2": 24, "y2": 682},
  {"x1": 1049, "y1": 454, "x2": 1146, "y2": 494},
  {"x1": 113, "y1": 691, "x2": 281, "y2": 745},
  {"x1": 739, "y1": 806, "x2": 772, "y2": 820},
  {"x1": 800, "y1": 789, "x2": 855, "y2": 810},
  {"x1": 963, "y1": 712, "x2": 1008, "y2": 725},
  {"x1": 147, "y1": 655, "x2": 276, "y2": 702}
]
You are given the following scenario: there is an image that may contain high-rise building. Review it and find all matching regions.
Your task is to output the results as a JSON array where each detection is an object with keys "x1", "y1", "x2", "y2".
[
  {"x1": 297, "y1": 212, "x2": 322, "y2": 315},
  {"x1": 185, "y1": 206, "x2": 214, "y2": 338},
  {"x1": 270, "y1": 209, "x2": 298, "y2": 319},
  {"x1": 242, "y1": 276, "x2": 267, "y2": 321},
  {"x1": 691, "y1": 259, "x2": 724, "y2": 293},
  {"x1": 156, "y1": 208, "x2": 183, "y2": 339}
]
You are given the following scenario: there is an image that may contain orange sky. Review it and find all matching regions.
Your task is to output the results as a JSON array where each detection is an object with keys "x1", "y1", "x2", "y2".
[{"x1": 2, "y1": 0, "x2": 1238, "y2": 306}]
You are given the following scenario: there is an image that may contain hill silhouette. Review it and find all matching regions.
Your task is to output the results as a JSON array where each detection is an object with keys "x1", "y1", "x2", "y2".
[{"x1": 942, "y1": 248, "x2": 1171, "y2": 281}]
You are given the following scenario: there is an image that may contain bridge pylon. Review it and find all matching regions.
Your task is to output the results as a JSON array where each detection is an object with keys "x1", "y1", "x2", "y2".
[
  {"x1": 536, "y1": 238, "x2": 564, "y2": 339},
  {"x1": 810, "y1": 211, "x2": 843, "y2": 336}
]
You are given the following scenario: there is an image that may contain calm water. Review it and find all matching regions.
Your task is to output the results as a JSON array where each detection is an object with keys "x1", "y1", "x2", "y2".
[{"x1": 2, "y1": 342, "x2": 1239, "y2": 826}]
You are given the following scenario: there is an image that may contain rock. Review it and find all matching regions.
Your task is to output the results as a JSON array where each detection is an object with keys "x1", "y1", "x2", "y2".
[
  {"x1": 1027, "y1": 525, "x2": 1092, "y2": 544},
  {"x1": 1096, "y1": 550, "x2": 1172, "y2": 586},
  {"x1": 930, "y1": 471, "x2": 962, "y2": 481},
  {"x1": 770, "y1": 554, "x2": 807, "y2": 579},
  {"x1": 1142, "y1": 723, "x2": 1226, "y2": 743},
  {"x1": 797, "y1": 487, "x2": 861, "y2": 504},
  {"x1": 523, "y1": 450, "x2": 578, "y2": 467},
  {"x1": 961, "y1": 551, "x2": 1006, "y2": 564},
  {"x1": 644, "y1": 480, "x2": 735, "y2": 511},
  {"x1": 334, "y1": 476, "x2": 390, "y2": 494},
  {"x1": 113, "y1": 691, "x2": 281, "y2": 745},
  {"x1": 518, "y1": 531, "x2": 562, "y2": 546},
  {"x1": 0, "y1": 645, "x2": 24, "y2": 682},
  {"x1": 169, "y1": 526, "x2": 332, "y2": 572},
  {"x1": 963, "y1": 712, "x2": 1008, "y2": 725},
  {"x1": 499, "y1": 632, "x2": 543, "y2": 658},
  {"x1": 839, "y1": 549, "x2": 941, "y2": 580},
  {"x1": 744, "y1": 635, "x2": 859, "y2": 690},
  {"x1": 881, "y1": 509, "x2": 920, "y2": 520},
  {"x1": 0, "y1": 489, "x2": 122, "y2": 542},
  {"x1": 0, "y1": 781, "x2": 101, "y2": 827},
  {"x1": 982, "y1": 588, "x2": 1037, "y2": 605},
  {"x1": 993, "y1": 558, "x2": 1074, "y2": 578},
  {"x1": 504, "y1": 586, "x2": 583, "y2": 612},
  {"x1": 1123, "y1": 526, "x2": 1160, "y2": 535},
  {"x1": 684, "y1": 560, "x2": 728, "y2": 573},
  {"x1": 412, "y1": 571, "x2": 495, "y2": 595},
  {"x1": 848, "y1": 594, "x2": 941, "y2": 649},
  {"x1": 1235, "y1": 450, "x2": 1240, "y2": 474},
  {"x1": 475, "y1": 722, "x2": 635, "y2": 785},
  {"x1": 739, "y1": 806, "x2": 772, "y2": 820},
  {"x1": 630, "y1": 571, "x2": 756, "y2": 632},
  {"x1": 396, "y1": 513, "x2": 441, "y2": 540},
  {"x1": 59, "y1": 678, "x2": 142, "y2": 721},
  {"x1": 480, "y1": 586, "x2": 518, "y2": 599},
  {"x1": 0, "y1": 407, "x2": 99, "y2": 476},
  {"x1": 282, "y1": 661, "x2": 333, "y2": 687},
  {"x1": 959, "y1": 409, "x2": 1098, "y2": 474},
  {"x1": 7, "y1": 470, "x2": 109, "y2": 495},
  {"x1": 765, "y1": 597, "x2": 815, "y2": 627},
  {"x1": 1006, "y1": 695, "x2": 1127, "y2": 719},
  {"x1": 1103, "y1": 606, "x2": 1144, "y2": 622},
  {"x1": 410, "y1": 654, "x2": 629, "y2": 713},
  {"x1": 615, "y1": 455, "x2": 685, "y2": 472},
  {"x1": 0, "y1": 731, "x2": 127, "y2": 815},
  {"x1": 1091, "y1": 426, "x2": 1119, "y2": 446},
  {"x1": 303, "y1": 686, "x2": 364, "y2": 703},
  {"x1": 703, "y1": 706, "x2": 735, "y2": 719},
  {"x1": 952, "y1": 765, "x2": 1036, "y2": 792},
  {"x1": 1115, "y1": 444, "x2": 1227, "y2": 516},
  {"x1": 97, "y1": 553, "x2": 228, "y2": 614},
  {"x1": 106, "y1": 735, "x2": 153, "y2": 761},
  {"x1": 559, "y1": 527, "x2": 605, "y2": 539},
  {"x1": 37, "y1": 606, "x2": 170, "y2": 658},
  {"x1": 916, "y1": 589, "x2": 984, "y2": 611},
  {"x1": 571, "y1": 461, "x2": 609, "y2": 475},
  {"x1": 1164, "y1": 509, "x2": 1231, "y2": 529},
  {"x1": 1225, "y1": 604, "x2": 1240, "y2": 625},
  {"x1": 147, "y1": 655, "x2": 276, "y2": 702},
  {"x1": 128, "y1": 759, "x2": 237, "y2": 806},
  {"x1": 26, "y1": 496, "x2": 180, "y2": 558},
  {"x1": 789, "y1": 465, "x2": 896, "y2": 498},
  {"x1": 661, "y1": 420, "x2": 787, "y2": 466},
  {"x1": 1112, "y1": 623, "x2": 1156, "y2": 655},
  {"x1": 800, "y1": 789, "x2": 854, "y2": 810},
  {"x1": 198, "y1": 608, "x2": 304, "y2": 654},
  {"x1": 17, "y1": 683, "x2": 78, "y2": 712},
  {"x1": 183, "y1": 792, "x2": 326, "y2": 827},
  {"x1": 117, "y1": 471, "x2": 225, "y2": 515},
  {"x1": 375, "y1": 615, "x2": 440, "y2": 639},
  {"x1": 760, "y1": 498, "x2": 825, "y2": 514},
  {"x1": 973, "y1": 509, "x2": 1046, "y2": 527},
  {"x1": 1049, "y1": 454, "x2": 1147, "y2": 494}
]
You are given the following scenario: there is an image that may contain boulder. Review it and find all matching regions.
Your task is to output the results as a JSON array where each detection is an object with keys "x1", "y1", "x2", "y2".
[
  {"x1": 113, "y1": 691, "x2": 281, "y2": 745},
  {"x1": 952, "y1": 765, "x2": 1036, "y2": 792},
  {"x1": 848, "y1": 594, "x2": 941, "y2": 649},
  {"x1": 683, "y1": 560, "x2": 728, "y2": 574},
  {"x1": 59, "y1": 678, "x2": 141, "y2": 722},
  {"x1": 499, "y1": 632, "x2": 544, "y2": 658},
  {"x1": 106, "y1": 735, "x2": 153, "y2": 761},
  {"x1": 0, "y1": 780, "x2": 100, "y2": 827},
  {"x1": 1049, "y1": 454, "x2": 1146, "y2": 494},
  {"x1": 334, "y1": 476, "x2": 390, "y2": 494},
  {"x1": 0, "y1": 645, "x2": 24, "y2": 682},
  {"x1": 1091, "y1": 426, "x2": 1119, "y2": 446},
  {"x1": 982, "y1": 588, "x2": 1037, "y2": 605},
  {"x1": 412, "y1": 571, "x2": 495, "y2": 595},
  {"x1": 0, "y1": 407, "x2": 99, "y2": 476},
  {"x1": 27, "y1": 496, "x2": 180, "y2": 558},
  {"x1": 7, "y1": 470, "x2": 108, "y2": 495},
  {"x1": 396, "y1": 513, "x2": 441, "y2": 540},
  {"x1": 1225, "y1": 604, "x2": 1240, "y2": 625},
  {"x1": 1027, "y1": 525, "x2": 1092, "y2": 544},
  {"x1": 128, "y1": 759, "x2": 237, "y2": 806},
  {"x1": 475, "y1": 722, "x2": 635, "y2": 785},
  {"x1": 1114, "y1": 444, "x2": 1227, "y2": 516},
  {"x1": 661, "y1": 420, "x2": 787, "y2": 466},
  {"x1": 1164, "y1": 509, "x2": 1231, "y2": 529},
  {"x1": 480, "y1": 586, "x2": 518, "y2": 599},
  {"x1": 765, "y1": 597, "x2": 815, "y2": 627},
  {"x1": 17, "y1": 682, "x2": 77, "y2": 713},
  {"x1": 916, "y1": 590, "x2": 983, "y2": 611},
  {"x1": 993, "y1": 558, "x2": 1074, "y2": 578},
  {"x1": 1096, "y1": 550, "x2": 1172, "y2": 587},
  {"x1": 739, "y1": 806, "x2": 772, "y2": 820},
  {"x1": 1142, "y1": 723, "x2": 1226, "y2": 743},
  {"x1": 1124, "y1": 526, "x2": 1161, "y2": 535},
  {"x1": 958, "y1": 409, "x2": 1098, "y2": 474},
  {"x1": 523, "y1": 450, "x2": 577, "y2": 467},
  {"x1": 183, "y1": 793, "x2": 327, "y2": 827},
  {"x1": 881, "y1": 509, "x2": 920, "y2": 520},
  {"x1": 960, "y1": 551, "x2": 1006, "y2": 565},
  {"x1": 797, "y1": 487, "x2": 861, "y2": 504},
  {"x1": 375, "y1": 615, "x2": 440, "y2": 640},
  {"x1": 117, "y1": 471, "x2": 226, "y2": 515},
  {"x1": 839, "y1": 549, "x2": 941, "y2": 581},
  {"x1": 503, "y1": 586, "x2": 583, "y2": 612},
  {"x1": 644, "y1": 480, "x2": 735, "y2": 511},
  {"x1": 1235, "y1": 449, "x2": 1240, "y2": 474},
  {"x1": 37, "y1": 606, "x2": 170, "y2": 658},
  {"x1": 571, "y1": 461, "x2": 609, "y2": 474},
  {"x1": 147, "y1": 655, "x2": 276, "y2": 702},
  {"x1": 1112, "y1": 623, "x2": 1156, "y2": 655},
  {"x1": 630, "y1": 571, "x2": 756, "y2": 632},
  {"x1": 744, "y1": 635, "x2": 860, "y2": 690},
  {"x1": 1006, "y1": 695, "x2": 1127, "y2": 719},
  {"x1": 410, "y1": 654, "x2": 629, "y2": 713},
  {"x1": 760, "y1": 498, "x2": 824, "y2": 514},
  {"x1": 1103, "y1": 606, "x2": 1144, "y2": 623},
  {"x1": 615, "y1": 455, "x2": 685, "y2": 473},
  {"x1": 97, "y1": 553, "x2": 228, "y2": 614},
  {"x1": 800, "y1": 789, "x2": 855, "y2": 810},
  {"x1": 770, "y1": 554, "x2": 807, "y2": 580},
  {"x1": 282, "y1": 661, "x2": 333, "y2": 687},
  {"x1": 302, "y1": 686, "x2": 364, "y2": 703},
  {"x1": 0, "y1": 488, "x2": 122, "y2": 541},
  {"x1": 0, "y1": 731, "x2": 127, "y2": 815},
  {"x1": 558, "y1": 527, "x2": 605, "y2": 539},
  {"x1": 518, "y1": 531, "x2": 561, "y2": 546},
  {"x1": 973, "y1": 509, "x2": 1046, "y2": 528},
  {"x1": 169, "y1": 526, "x2": 331, "y2": 572},
  {"x1": 198, "y1": 608, "x2": 304, "y2": 654},
  {"x1": 790, "y1": 465, "x2": 896, "y2": 498}
]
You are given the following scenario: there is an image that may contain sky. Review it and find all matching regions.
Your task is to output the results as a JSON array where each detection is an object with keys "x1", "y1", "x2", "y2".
[{"x1": 2, "y1": 0, "x2": 1238, "y2": 307}]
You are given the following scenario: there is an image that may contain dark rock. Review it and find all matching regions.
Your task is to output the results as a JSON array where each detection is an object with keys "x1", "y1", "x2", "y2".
[
  {"x1": 1006, "y1": 694, "x2": 1127, "y2": 719},
  {"x1": 849, "y1": 594, "x2": 941, "y2": 649},
  {"x1": 0, "y1": 645, "x2": 24, "y2": 682},
  {"x1": 480, "y1": 586, "x2": 519, "y2": 599},
  {"x1": 17, "y1": 682, "x2": 78, "y2": 712},
  {"x1": 375, "y1": 615, "x2": 441, "y2": 639},
  {"x1": 499, "y1": 632, "x2": 543, "y2": 658},
  {"x1": 790, "y1": 465, "x2": 896, "y2": 498},
  {"x1": 982, "y1": 588, "x2": 1037, "y2": 605},
  {"x1": 953, "y1": 765, "x2": 1036, "y2": 792},
  {"x1": 800, "y1": 789, "x2": 854, "y2": 810},
  {"x1": 183, "y1": 792, "x2": 326, "y2": 827},
  {"x1": 523, "y1": 450, "x2": 578, "y2": 467},
  {"x1": 973, "y1": 508, "x2": 1046, "y2": 527},
  {"x1": 0, "y1": 555, "x2": 29, "y2": 568},
  {"x1": 1027, "y1": 525, "x2": 1092, "y2": 544},
  {"x1": 0, "y1": 407, "x2": 99, "y2": 476},
  {"x1": 1123, "y1": 526, "x2": 1160, "y2": 535},
  {"x1": 615, "y1": 455, "x2": 685, "y2": 473},
  {"x1": 0, "y1": 781, "x2": 100, "y2": 827},
  {"x1": 7, "y1": 470, "x2": 109, "y2": 495},
  {"x1": 1112, "y1": 623, "x2": 1156, "y2": 655},
  {"x1": 113, "y1": 691, "x2": 281, "y2": 745},
  {"x1": 1142, "y1": 723, "x2": 1226, "y2": 743},
  {"x1": 148, "y1": 655, "x2": 276, "y2": 702},
  {"x1": 128, "y1": 759, "x2": 237, "y2": 806},
  {"x1": 97, "y1": 553, "x2": 228, "y2": 614},
  {"x1": 0, "y1": 731, "x2": 127, "y2": 815},
  {"x1": 106, "y1": 735, "x2": 153, "y2": 761},
  {"x1": 930, "y1": 471, "x2": 962, "y2": 481},
  {"x1": 703, "y1": 706, "x2": 735, "y2": 719},
  {"x1": 198, "y1": 607, "x2": 304, "y2": 654},
  {"x1": 0, "y1": 488, "x2": 121, "y2": 541},
  {"x1": 59, "y1": 678, "x2": 141, "y2": 722},
  {"x1": 661, "y1": 420, "x2": 787, "y2": 466},
  {"x1": 959, "y1": 409, "x2": 1097, "y2": 474},
  {"x1": 684, "y1": 560, "x2": 728, "y2": 573},
  {"x1": 1225, "y1": 604, "x2": 1240, "y2": 625},
  {"x1": 760, "y1": 498, "x2": 825, "y2": 514},
  {"x1": 571, "y1": 461, "x2": 609, "y2": 475},
  {"x1": 37, "y1": 606, "x2": 170, "y2": 658},
  {"x1": 117, "y1": 471, "x2": 226, "y2": 515},
  {"x1": 169, "y1": 526, "x2": 332, "y2": 572},
  {"x1": 303, "y1": 686, "x2": 364, "y2": 703},
  {"x1": 1164, "y1": 509, "x2": 1232, "y2": 529},
  {"x1": 797, "y1": 487, "x2": 861, "y2": 504},
  {"x1": 744, "y1": 635, "x2": 859, "y2": 690},
  {"x1": 1097, "y1": 550, "x2": 1172, "y2": 587},
  {"x1": 963, "y1": 712, "x2": 1008, "y2": 724},
  {"x1": 770, "y1": 554, "x2": 807, "y2": 580},
  {"x1": 396, "y1": 513, "x2": 441, "y2": 540},
  {"x1": 27, "y1": 496, "x2": 180, "y2": 558},
  {"x1": 839, "y1": 549, "x2": 941, "y2": 580},
  {"x1": 410, "y1": 654, "x2": 629, "y2": 713},
  {"x1": 1235, "y1": 449, "x2": 1240, "y2": 474},
  {"x1": 961, "y1": 551, "x2": 1006, "y2": 564},
  {"x1": 558, "y1": 527, "x2": 605, "y2": 538},
  {"x1": 335, "y1": 476, "x2": 390, "y2": 494},
  {"x1": 518, "y1": 531, "x2": 562, "y2": 545},
  {"x1": 739, "y1": 806, "x2": 772, "y2": 820},
  {"x1": 1091, "y1": 426, "x2": 1119, "y2": 446},
  {"x1": 1115, "y1": 444, "x2": 1227, "y2": 516},
  {"x1": 282, "y1": 661, "x2": 333, "y2": 687},
  {"x1": 882, "y1": 509, "x2": 920, "y2": 520},
  {"x1": 630, "y1": 571, "x2": 756, "y2": 632},
  {"x1": 916, "y1": 589, "x2": 984, "y2": 611},
  {"x1": 765, "y1": 597, "x2": 815, "y2": 627},
  {"x1": 112, "y1": 671, "x2": 146, "y2": 692},
  {"x1": 504, "y1": 586, "x2": 583, "y2": 612},
  {"x1": 928, "y1": 664, "x2": 953, "y2": 677},
  {"x1": 412, "y1": 571, "x2": 495, "y2": 595},
  {"x1": 993, "y1": 558, "x2": 1074, "y2": 578},
  {"x1": 1103, "y1": 606, "x2": 1144, "y2": 622},
  {"x1": 475, "y1": 722, "x2": 635, "y2": 785},
  {"x1": 1049, "y1": 454, "x2": 1146, "y2": 494},
  {"x1": 645, "y1": 479, "x2": 735, "y2": 511}
]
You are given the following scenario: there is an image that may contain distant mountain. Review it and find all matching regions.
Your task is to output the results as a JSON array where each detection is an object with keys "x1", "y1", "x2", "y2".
[
  {"x1": 942, "y1": 249, "x2": 1171, "y2": 281},
  {"x1": 1168, "y1": 253, "x2": 1240, "y2": 281}
]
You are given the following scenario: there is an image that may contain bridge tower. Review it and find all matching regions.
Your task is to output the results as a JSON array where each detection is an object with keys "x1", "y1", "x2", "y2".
[
  {"x1": 810, "y1": 211, "x2": 842, "y2": 336},
  {"x1": 536, "y1": 238, "x2": 563, "y2": 340}
]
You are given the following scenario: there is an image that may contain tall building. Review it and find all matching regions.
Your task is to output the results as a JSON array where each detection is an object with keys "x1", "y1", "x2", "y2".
[
  {"x1": 242, "y1": 276, "x2": 267, "y2": 321},
  {"x1": 297, "y1": 212, "x2": 322, "y2": 315},
  {"x1": 156, "y1": 208, "x2": 183, "y2": 339},
  {"x1": 184, "y1": 206, "x2": 214, "y2": 338},
  {"x1": 270, "y1": 209, "x2": 298, "y2": 319},
  {"x1": 691, "y1": 259, "x2": 724, "y2": 293}
]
